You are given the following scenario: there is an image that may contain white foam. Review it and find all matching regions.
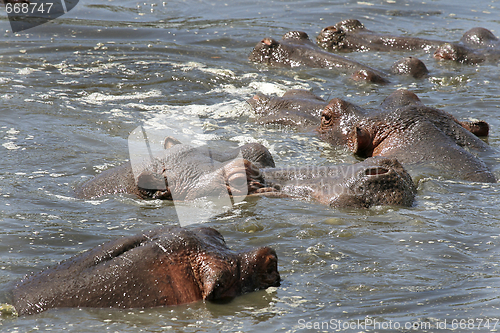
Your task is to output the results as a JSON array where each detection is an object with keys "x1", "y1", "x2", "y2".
[{"x1": 80, "y1": 89, "x2": 162, "y2": 105}]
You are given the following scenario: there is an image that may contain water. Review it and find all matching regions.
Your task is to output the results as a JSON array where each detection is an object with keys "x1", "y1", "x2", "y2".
[{"x1": 1, "y1": 0, "x2": 500, "y2": 331}]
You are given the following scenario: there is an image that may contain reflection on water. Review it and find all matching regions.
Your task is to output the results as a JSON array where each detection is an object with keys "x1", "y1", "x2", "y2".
[{"x1": 1, "y1": 0, "x2": 500, "y2": 331}]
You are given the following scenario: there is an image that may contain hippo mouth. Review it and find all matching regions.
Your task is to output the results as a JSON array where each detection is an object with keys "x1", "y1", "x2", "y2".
[{"x1": 224, "y1": 159, "x2": 279, "y2": 197}]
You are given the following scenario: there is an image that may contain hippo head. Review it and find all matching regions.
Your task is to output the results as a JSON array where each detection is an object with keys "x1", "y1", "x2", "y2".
[
  {"x1": 165, "y1": 227, "x2": 280, "y2": 302},
  {"x1": 249, "y1": 37, "x2": 287, "y2": 65},
  {"x1": 460, "y1": 27, "x2": 499, "y2": 48},
  {"x1": 314, "y1": 157, "x2": 416, "y2": 208},
  {"x1": 267, "y1": 157, "x2": 416, "y2": 208},
  {"x1": 247, "y1": 89, "x2": 326, "y2": 127},
  {"x1": 11, "y1": 226, "x2": 280, "y2": 315},
  {"x1": 390, "y1": 57, "x2": 429, "y2": 79},
  {"x1": 248, "y1": 31, "x2": 311, "y2": 66},
  {"x1": 433, "y1": 43, "x2": 484, "y2": 64},
  {"x1": 316, "y1": 19, "x2": 366, "y2": 51},
  {"x1": 134, "y1": 144, "x2": 275, "y2": 200},
  {"x1": 317, "y1": 97, "x2": 370, "y2": 147}
]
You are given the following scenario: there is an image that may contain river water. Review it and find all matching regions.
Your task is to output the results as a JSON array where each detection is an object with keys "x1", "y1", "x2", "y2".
[{"x1": 1, "y1": 0, "x2": 500, "y2": 332}]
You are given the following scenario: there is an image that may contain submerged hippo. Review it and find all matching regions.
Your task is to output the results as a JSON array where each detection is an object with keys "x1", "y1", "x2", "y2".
[
  {"x1": 318, "y1": 89, "x2": 496, "y2": 182},
  {"x1": 249, "y1": 30, "x2": 390, "y2": 84},
  {"x1": 248, "y1": 89, "x2": 488, "y2": 137},
  {"x1": 261, "y1": 156, "x2": 416, "y2": 208},
  {"x1": 434, "y1": 27, "x2": 500, "y2": 64},
  {"x1": 316, "y1": 19, "x2": 445, "y2": 53},
  {"x1": 75, "y1": 142, "x2": 276, "y2": 200},
  {"x1": 76, "y1": 138, "x2": 416, "y2": 208},
  {"x1": 6, "y1": 226, "x2": 280, "y2": 315},
  {"x1": 250, "y1": 30, "x2": 430, "y2": 82},
  {"x1": 248, "y1": 89, "x2": 327, "y2": 128}
]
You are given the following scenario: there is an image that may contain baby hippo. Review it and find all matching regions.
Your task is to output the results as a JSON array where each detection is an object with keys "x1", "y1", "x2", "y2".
[{"x1": 6, "y1": 226, "x2": 280, "y2": 315}]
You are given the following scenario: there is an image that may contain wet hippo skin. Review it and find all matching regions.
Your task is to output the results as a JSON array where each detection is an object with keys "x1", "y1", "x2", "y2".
[
  {"x1": 316, "y1": 19, "x2": 446, "y2": 53},
  {"x1": 75, "y1": 138, "x2": 416, "y2": 208},
  {"x1": 248, "y1": 89, "x2": 327, "y2": 128},
  {"x1": 434, "y1": 27, "x2": 500, "y2": 64},
  {"x1": 249, "y1": 30, "x2": 390, "y2": 84},
  {"x1": 9, "y1": 226, "x2": 280, "y2": 315},
  {"x1": 390, "y1": 56, "x2": 429, "y2": 79},
  {"x1": 318, "y1": 89, "x2": 496, "y2": 182},
  {"x1": 261, "y1": 156, "x2": 416, "y2": 208},
  {"x1": 248, "y1": 89, "x2": 489, "y2": 138},
  {"x1": 74, "y1": 142, "x2": 276, "y2": 200}
]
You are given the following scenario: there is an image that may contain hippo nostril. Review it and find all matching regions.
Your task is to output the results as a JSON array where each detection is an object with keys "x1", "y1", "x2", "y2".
[
  {"x1": 322, "y1": 26, "x2": 338, "y2": 33},
  {"x1": 365, "y1": 167, "x2": 389, "y2": 176}
]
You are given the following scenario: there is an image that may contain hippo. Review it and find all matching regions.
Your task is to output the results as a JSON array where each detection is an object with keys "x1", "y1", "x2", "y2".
[
  {"x1": 76, "y1": 138, "x2": 416, "y2": 208},
  {"x1": 390, "y1": 56, "x2": 429, "y2": 79},
  {"x1": 4, "y1": 226, "x2": 280, "y2": 315},
  {"x1": 249, "y1": 30, "x2": 430, "y2": 82},
  {"x1": 248, "y1": 89, "x2": 327, "y2": 128},
  {"x1": 248, "y1": 89, "x2": 488, "y2": 138},
  {"x1": 249, "y1": 30, "x2": 389, "y2": 84},
  {"x1": 317, "y1": 89, "x2": 496, "y2": 183},
  {"x1": 434, "y1": 28, "x2": 500, "y2": 64},
  {"x1": 316, "y1": 19, "x2": 446, "y2": 53},
  {"x1": 261, "y1": 156, "x2": 416, "y2": 208},
  {"x1": 75, "y1": 142, "x2": 276, "y2": 200}
]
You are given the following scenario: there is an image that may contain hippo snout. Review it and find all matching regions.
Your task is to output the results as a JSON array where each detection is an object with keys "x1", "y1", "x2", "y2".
[{"x1": 239, "y1": 247, "x2": 280, "y2": 294}]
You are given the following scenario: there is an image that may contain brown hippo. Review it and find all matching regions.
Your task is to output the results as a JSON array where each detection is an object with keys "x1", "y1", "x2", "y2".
[
  {"x1": 76, "y1": 139, "x2": 416, "y2": 208},
  {"x1": 248, "y1": 89, "x2": 327, "y2": 128},
  {"x1": 248, "y1": 89, "x2": 488, "y2": 137},
  {"x1": 318, "y1": 89, "x2": 496, "y2": 183},
  {"x1": 390, "y1": 56, "x2": 429, "y2": 79},
  {"x1": 434, "y1": 27, "x2": 500, "y2": 64},
  {"x1": 249, "y1": 30, "x2": 390, "y2": 84},
  {"x1": 5, "y1": 226, "x2": 280, "y2": 315},
  {"x1": 261, "y1": 156, "x2": 416, "y2": 208},
  {"x1": 75, "y1": 142, "x2": 276, "y2": 200},
  {"x1": 249, "y1": 30, "x2": 430, "y2": 82},
  {"x1": 316, "y1": 19, "x2": 446, "y2": 53}
]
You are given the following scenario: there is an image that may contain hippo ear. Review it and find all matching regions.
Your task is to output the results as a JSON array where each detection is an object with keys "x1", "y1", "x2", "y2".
[
  {"x1": 348, "y1": 126, "x2": 373, "y2": 157},
  {"x1": 201, "y1": 262, "x2": 240, "y2": 302},
  {"x1": 163, "y1": 136, "x2": 182, "y2": 149},
  {"x1": 282, "y1": 31, "x2": 309, "y2": 41},
  {"x1": 460, "y1": 120, "x2": 489, "y2": 137}
]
